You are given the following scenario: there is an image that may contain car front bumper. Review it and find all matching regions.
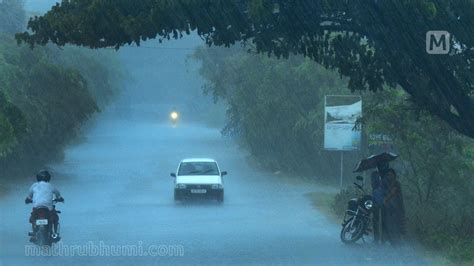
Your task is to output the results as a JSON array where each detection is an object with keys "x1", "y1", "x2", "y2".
[{"x1": 174, "y1": 186, "x2": 223, "y2": 198}]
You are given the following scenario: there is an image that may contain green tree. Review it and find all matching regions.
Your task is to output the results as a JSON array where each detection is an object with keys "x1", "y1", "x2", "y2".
[
  {"x1": 196, "y1": 45, "x2": 474, "y2": 261},
  {"x1": 0, "y1": 91, "x2": 25, "y2": 155},
  {"x1": 363, "y1": 90, "x2": 474, "y2": 261},
  {"x1": 0, "y1": 34, "x2": 122, "y2": 175},
  {"x1": 194, "y1": 46, "x2": 354, "y2": 176},
  {"x1": 0, "y1": 0, "x2": 123, "y2": 175},
  {"x1": 0, "y1": 36, "x2": 96, "y2": 160},
  {"x1": 15, "y1": 0, "x2": 474, "y2": 137}
]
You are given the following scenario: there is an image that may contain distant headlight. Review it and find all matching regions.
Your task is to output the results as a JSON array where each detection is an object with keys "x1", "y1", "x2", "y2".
[
  {"x1": 211, "y1": 184, "x2": 223, "y2": 189},
  {"x1": 176, "y1": 184, "x2": 186, "y2": 189},
  {"x1": 170, "y1": 111, "x2": 179, "y2": 120},
  {"x1": 364, "y1": 200, "x2": 373, "y2": 210}
]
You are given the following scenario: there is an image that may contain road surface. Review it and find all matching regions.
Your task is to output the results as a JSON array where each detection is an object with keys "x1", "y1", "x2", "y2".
[{"x1": 0, "y1": 104, "x2": 428, "y2": 265}]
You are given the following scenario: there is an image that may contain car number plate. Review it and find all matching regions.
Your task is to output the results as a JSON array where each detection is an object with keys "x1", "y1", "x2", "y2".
[
  {"x1": 36, "y1": 219, "x2": 48, "y2": 225},
  {"x1": 190, "y1": 189, "x2": 207, "y2": 194}
]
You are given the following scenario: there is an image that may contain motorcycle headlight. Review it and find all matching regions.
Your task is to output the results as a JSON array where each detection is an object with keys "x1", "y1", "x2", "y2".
[
  {"x1": 211, "y1": 184, "x2": 223, "y2": 189},
  {"x1": 170, "y1": 112, "x2": 179, "y2": 120},
  {"x1": 176, "y1": 183, "x2": 186, "y2": 189},
  {"x1": 364, "y1": 200, "x2": 373, "y2": 209}
]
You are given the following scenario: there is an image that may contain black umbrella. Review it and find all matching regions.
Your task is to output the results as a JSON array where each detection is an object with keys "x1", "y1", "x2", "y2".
[{"x1": 353, "y1": 152, "x2": 398, "y2": 173}]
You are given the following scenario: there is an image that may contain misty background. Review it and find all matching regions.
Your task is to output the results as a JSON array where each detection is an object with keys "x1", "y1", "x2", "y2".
[
  {"x1": 27, "y1": 0, "x2": 226, "y2": 125},
  {"x1": 0, "y1": 1, "x2": 472, "y2": 264}
]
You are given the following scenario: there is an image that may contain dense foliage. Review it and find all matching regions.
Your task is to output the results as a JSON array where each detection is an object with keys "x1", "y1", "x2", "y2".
[
  {"x1": 15, "y1": 0, "x2": 474, "y2": 138},
  {"x1": 364, "y1": 90, "x2": 474, "y2": 261},
  {"x1": 0, "y1": 1, "x2": 122, "y2": 177},
  {"x1": 195, "y1": 46, "x2": 474, "y2": 261},
  {"x1": 194, "y1": 47, "x2": 362, "y2": 177},
  {"x1": 0, "y1": 0, "x2": 29, "y2": 158}
]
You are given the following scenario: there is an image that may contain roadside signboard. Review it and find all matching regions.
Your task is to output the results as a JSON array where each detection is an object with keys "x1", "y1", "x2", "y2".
[
  {"x1": 324, "y1": 95, "x2": 362, "y2": 151},
  {"x1": 324, "y1": 95, "x2": 362, "y2": 189},
  {"x1": 368, "y1": 133, "x2": 395, "y2": 154}
]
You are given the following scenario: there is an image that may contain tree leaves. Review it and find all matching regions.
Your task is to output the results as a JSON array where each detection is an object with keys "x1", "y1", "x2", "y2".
[
  {"x1": 0, "y1": 31, "x2": 120, "y2": 176},
  {"x1": 0, "y1": 91, "x2": 24, "y2": 156},
  {"x1": 14, "y1": 0, "x2": 474, "y2": 137},
  {"x1": 194, "y1": 46, "x2": 350, "y2": 175},
  {"x1": 363, "y1": 89, "x2": 474, "y2": 260}
]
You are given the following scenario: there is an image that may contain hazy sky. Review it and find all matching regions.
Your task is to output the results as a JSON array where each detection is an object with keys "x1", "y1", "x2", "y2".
[
  {"x1": 20, "y1": 0, "x2": 218, "y2": 121},
  {"x1": 24, "y1": 0, "x2": 58, "y2": 13}
]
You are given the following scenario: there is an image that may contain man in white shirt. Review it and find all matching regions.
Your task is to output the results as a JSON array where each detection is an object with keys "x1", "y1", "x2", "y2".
[{"x1": 25, "y1": 170, "x2": 64, "y2": 238}]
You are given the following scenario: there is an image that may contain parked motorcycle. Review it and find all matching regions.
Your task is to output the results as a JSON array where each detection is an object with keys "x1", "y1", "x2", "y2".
[
  {"x1": 340, "y1": 176, "x2": 373, "y2": 243},
  {"x1": 26, "y1": 198, "x2": 63, "y2": 246}
]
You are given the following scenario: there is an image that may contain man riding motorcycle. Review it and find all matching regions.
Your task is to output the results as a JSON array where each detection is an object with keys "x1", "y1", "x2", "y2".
[{"x1": 25, "y1": 170, "x2": 64, "y2": 242}]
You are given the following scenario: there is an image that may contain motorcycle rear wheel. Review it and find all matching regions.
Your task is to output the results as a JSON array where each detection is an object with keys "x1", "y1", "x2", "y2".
[
  {"x1": 36, "y1": 227, "x2": 51, "y2": 246},
  {"x1": 340, "y1": 217, "x2": 365, "y2": 244}
]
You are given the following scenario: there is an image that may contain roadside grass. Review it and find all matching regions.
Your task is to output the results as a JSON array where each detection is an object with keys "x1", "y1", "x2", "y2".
[
  {"x1": 237, "y1": 156, "x2": 472, "y2": 265},
  {"x1": 267, "y1": 169, "x2": 343, "y2": 223},
  {"x1": 418, "y1": 248, "x2": 472, "y2": 266},
  {"x1": 301, "y1": 177, "x2": 473, "y2": 266},
  {"x1": 305, "y1": 191, "x2": 341, "y2": 223}
]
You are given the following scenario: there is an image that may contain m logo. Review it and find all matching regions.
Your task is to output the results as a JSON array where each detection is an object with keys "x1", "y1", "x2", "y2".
[{"x1": 426, "y1": 31, "x2": 450, "y2": 54}]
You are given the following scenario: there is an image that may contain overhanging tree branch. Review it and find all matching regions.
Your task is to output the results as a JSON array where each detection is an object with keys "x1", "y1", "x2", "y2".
[{"x1": 14, "y1": 0, "x2": 474, "y2": 137}]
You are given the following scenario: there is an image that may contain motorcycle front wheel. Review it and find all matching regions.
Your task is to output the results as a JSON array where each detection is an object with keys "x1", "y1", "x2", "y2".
[{"x1": 340, "y1": 217, "x2": 365, "y2": 244}]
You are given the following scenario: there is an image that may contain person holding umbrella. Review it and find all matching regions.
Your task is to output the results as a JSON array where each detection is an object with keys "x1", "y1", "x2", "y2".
[
  {"x1": 370, "y1": 170, "x2": 385, "y2": 244},
  {"x1": 353, "y1": 152, "x2": 398, "y2": 173},
  {"x1": 354, "y1": 152, "x2": 402, "y2": 245},
  {"x1": 382, "y1": 168, "x2": 406, "y2": 246}
]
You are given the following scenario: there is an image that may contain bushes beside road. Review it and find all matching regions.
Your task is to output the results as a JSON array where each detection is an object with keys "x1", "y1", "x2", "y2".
[
  {"x1": 194, "y1": 46, "x2": 474, "y2": 262},
  {"x1": 0, "y1": 1, "x2": 122, "y2": 177},
  {"x1": 193, "y1": 46, "x2": 361, "y2": 179}
]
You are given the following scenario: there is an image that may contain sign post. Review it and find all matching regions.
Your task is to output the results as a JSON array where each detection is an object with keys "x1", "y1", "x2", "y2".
[
  {"x1": 340, "y1": 151, "x2": 344, "y2": 188},
  {"x1": 324, "y1": 95, "x2": 362, "y2": 189}
]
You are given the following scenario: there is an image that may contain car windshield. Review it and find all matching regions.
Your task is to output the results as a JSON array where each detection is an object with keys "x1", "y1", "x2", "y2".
[{"x1": 178, "y1": 162, "x2": 219, "y2": 176}]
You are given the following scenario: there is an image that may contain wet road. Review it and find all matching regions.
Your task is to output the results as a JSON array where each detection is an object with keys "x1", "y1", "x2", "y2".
[{"x1": 0, "y1": 106, "x2": 428, "y2": 265}]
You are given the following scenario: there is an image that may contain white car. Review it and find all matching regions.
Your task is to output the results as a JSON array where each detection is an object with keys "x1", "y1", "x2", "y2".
[{"x1": 171, "y1": 158, "x2": 227, "y2": 202}]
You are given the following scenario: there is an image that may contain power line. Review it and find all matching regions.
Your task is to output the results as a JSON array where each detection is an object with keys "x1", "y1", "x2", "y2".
[
  {"x1": 105, "y1": 44, "x2": 249, "y2": 51},
  {"x1": 124, "y1": 45, "x2": 200, "y2": 50}
]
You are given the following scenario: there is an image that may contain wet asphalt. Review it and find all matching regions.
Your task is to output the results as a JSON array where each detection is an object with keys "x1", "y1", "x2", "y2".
[{"x1": 0, "y1": 106, "x2": 428, "y2": 266}]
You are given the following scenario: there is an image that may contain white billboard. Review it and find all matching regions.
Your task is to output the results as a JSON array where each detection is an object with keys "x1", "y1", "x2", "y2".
[{"x1": 324, "y1": 95, "x2": 362, "y2": 150}]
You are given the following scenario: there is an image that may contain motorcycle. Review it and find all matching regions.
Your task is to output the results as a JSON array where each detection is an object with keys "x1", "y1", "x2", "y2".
[
  {"x1": 26, "y1": 198, "x2": 63, "y2": 246},
  {"x1": 340, "y1": 176, "x2": 374, "y2": 244}
]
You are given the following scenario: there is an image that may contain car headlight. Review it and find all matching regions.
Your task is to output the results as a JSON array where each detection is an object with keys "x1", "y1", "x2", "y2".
[
  {"x1": 364, "y1": 200, "x2": 373, "y2": 209},
  {"x1": 211, "y1": 184, "x2": 223, "y2": 189},
  {"x1": 176, "y1": 184, "x2": 186, "y2": 189}
]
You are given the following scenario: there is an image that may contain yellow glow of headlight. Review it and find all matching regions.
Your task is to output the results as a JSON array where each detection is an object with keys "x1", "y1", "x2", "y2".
[{"x1": 170, "y1": 111, "x2": 179, "y2": 120}]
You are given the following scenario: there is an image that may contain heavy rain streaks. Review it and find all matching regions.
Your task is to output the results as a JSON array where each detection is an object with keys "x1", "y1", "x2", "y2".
[{"x1": 1, "y1": 1, "x2": 473, "y2": 265}]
